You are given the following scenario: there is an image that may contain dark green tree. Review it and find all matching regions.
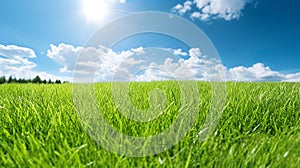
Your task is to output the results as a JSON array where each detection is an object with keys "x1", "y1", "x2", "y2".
[
  {"x1": 0, "y1": 75, "x2": 67, "y2": 84},
  {"x1": 55, "y1": 80, "x2": 61, "y2": 84},
  {"x1": 11, "y1": 77, "x2": 17, "y2": 83},
  {"x1": 7, "y1": 76, "x2": 13, "y2": 83},
  {"x1": 32, "y1": 75, "x2": 42, "y2": 83},
  {"x1": 0, "y1": 76, "x2": 6, "y2": 84}
]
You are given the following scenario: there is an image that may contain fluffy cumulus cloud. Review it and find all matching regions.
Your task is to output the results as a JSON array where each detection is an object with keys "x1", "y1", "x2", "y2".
[
  {"x1": 134, "y1": 58, "x2": 300, "y2": 82},
  {"x1": 285, "y1": 73, "x2": 300, "y2": 82},
  {"x1": 173, "y1": 0, "x2": 253, "y2": 21},
  {"x1": 133, "y1": 48, "x2": 226, "y2": 81},
  {"x1": 46, "y1": 43, "x2": 146, "y2": 82},
  {"x1": 96, "y1": 47, "x2": 224, "y2": 82},
  {"x1": 172, "y1": 1, "x2": 193, "y2": 15},
  {"x1": 4, "y1": 43, "x2": 297, "y2": 83},
  {"x1": 46, "y1": 43, "x2": 300, "y2": 82},
  {"x1": 0, "y1": 44, "x2": 36, "y2": 76},
  {"x1": 131, "y1": 46, "x2": 145, "y2": 55},
  {"x1": 228, "y1": 63, "x2": 300, "y2": 82},
  {"x1": 47, "y1": 43, "x2": 84, "y2": 73},
  {"x1": 94, "y1": 49, "x2": 138, "y2": 81},
  {"x1": 0, "y1": 44, "x2": 68, "y2": 81},
  {"x1": 173, "y1": 49, "x2": 188, "y2": 56},
  {"x1": 0, "y1": 44, "x2": 36, "y2": 58}
]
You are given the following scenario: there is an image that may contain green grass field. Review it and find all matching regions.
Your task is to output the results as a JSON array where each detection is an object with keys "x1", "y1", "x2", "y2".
[{"x1": 0, "y1": 82, "x2": 299, "y2": 167}]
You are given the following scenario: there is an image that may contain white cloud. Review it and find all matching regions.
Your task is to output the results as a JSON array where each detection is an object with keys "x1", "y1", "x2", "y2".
[
  {"x1": 173, "y1": 49, "x2": 188, "y2": 56},
  {"x1": 95, "y1": 49, "x2": 135, "y2": 81},
  {"x1": 1, "y1": 44, "x2": 298, "y2": 84},
  {"x1": 0, "y1": 44, "x2": 37, "y2": 77},
  {"x1": 47, "y1": 43, "x2": 147, "y2": 82},
  {"x1": 47, "y1": 43, "x2": 112, "y2": 77},
  {"x1": 0, "y1": 44, "x2": 69, "y2": 81},
  {"x1": 47, "y1": 43, "x2": 84, "y2": 73},
  {"x1": 188, "y1": 48, "x2": 202, "y2": 58},
  {"x1": 45, "y1": 43, "x2": 300, "y2": 82},
  {"x1": 173, "y1": 0, "x2": 252, "y2": 21},
  {"x1": 191, "y1": 12, "x2": 210, "y2": 21},
  {"x1": 172, "y1": 1, "x2": 193, "y2": 15},
  {"x1": 131, "y1": 46, "x2": 145, "y2": 55},
  {"x1": 228, "y1": 63, "x2": 300, "y2": 82},
  {"x1": 133, "y1": 48, "x2": 223, "y2": 81},
  {"x1": 285, "y1": 73, "x2": 300, "y2": 82},
  {"x1": 112, "y1": 47, "x2": 300, "y2": 82},
  {"x1": 0, "y1": 44, "x2": 36, "y2": 58}
]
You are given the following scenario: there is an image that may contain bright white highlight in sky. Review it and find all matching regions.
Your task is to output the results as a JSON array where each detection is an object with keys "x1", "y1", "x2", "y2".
[{"x1": 82, "y1": 0, "x2": 110, "y2": 23}]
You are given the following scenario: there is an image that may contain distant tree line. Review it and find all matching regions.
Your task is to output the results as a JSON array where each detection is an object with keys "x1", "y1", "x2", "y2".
[{"x1": 0, "y1": 75, "x2": 69, "y2": 85}]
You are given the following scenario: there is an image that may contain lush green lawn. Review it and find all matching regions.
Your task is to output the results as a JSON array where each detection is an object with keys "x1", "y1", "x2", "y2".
[{"x1": 0, "y1": 82, "x2": 299, "y2": 167}]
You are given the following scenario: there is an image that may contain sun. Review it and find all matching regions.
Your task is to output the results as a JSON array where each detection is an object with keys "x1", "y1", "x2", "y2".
[{"x1": 82, "y1": 0, "x2": 110, "y2": 23}]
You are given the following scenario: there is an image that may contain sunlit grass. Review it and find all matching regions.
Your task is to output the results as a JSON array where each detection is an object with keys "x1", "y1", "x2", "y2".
[{"x1": 0, "y1": 82, "x2": 299, "y2": 167}]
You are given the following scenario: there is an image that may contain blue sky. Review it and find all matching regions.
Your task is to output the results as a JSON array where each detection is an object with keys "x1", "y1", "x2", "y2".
[{"x1": 0, "y1": 0, "x2": 299, "y2": 81}]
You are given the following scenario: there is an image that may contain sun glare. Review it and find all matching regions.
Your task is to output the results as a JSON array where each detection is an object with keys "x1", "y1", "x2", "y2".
[{"x1": 82, "y1": 0, "x2": 110, "y2": 23}]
